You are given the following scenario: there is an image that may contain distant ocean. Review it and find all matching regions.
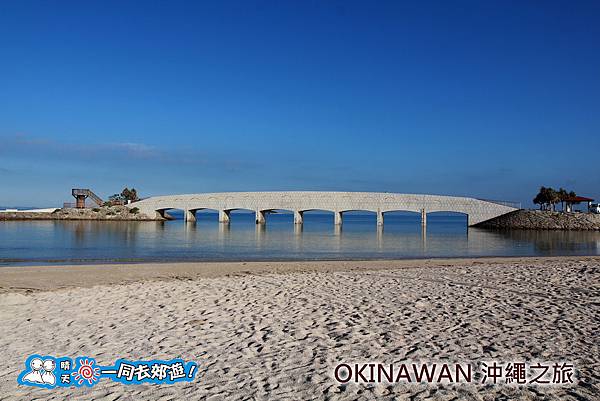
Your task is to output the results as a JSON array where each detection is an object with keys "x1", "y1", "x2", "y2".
[{"x1": 0, "y1": 206, "x2": 46, "y2": 210}]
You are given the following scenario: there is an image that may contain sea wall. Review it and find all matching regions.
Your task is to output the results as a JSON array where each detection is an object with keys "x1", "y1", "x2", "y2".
[
  {"x1": 475, "y1": 209, "x2": 600, "y2": 230},
  {"x1": 0, "y1": 206, "x2": 158, "y2": 221}
]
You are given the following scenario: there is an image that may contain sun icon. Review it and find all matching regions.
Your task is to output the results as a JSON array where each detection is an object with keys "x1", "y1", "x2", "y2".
[{"x1": 72, "y1": 358, "x2": 101, "y2": 386}]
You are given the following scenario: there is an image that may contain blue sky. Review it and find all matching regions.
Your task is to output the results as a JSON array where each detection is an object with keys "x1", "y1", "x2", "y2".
[{"x1": 1, "y1": 1, "x2": 599, "y2": 207}]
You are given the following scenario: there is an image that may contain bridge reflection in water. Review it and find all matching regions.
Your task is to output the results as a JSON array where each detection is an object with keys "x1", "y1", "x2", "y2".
[{"x1": 0, "y1": 212, "x2": 598, "y2": 265}]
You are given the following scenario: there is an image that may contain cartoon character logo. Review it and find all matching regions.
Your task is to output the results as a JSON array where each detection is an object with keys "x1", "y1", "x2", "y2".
[
  {"x1": 42, "y1": 359, "x2": 56, "y2": 385},
  {"x1": 19, "y1": 356, "x2": 56, "y2": 387},
  {"x1": 18, "y1": 354, "x2": 199, "y2": 389}
]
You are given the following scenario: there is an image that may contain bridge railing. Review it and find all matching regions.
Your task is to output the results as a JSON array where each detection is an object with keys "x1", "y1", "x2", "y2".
[{"x1": 477, "y1": 199, "x2": 521, "y2": 209}]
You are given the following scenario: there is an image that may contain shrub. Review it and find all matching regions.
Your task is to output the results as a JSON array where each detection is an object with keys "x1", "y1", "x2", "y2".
[
  {"x1": 129, "y1": 207, "x2": 140, "y2": 214},
  {"x1": 92, "y1": 208, "x2": 100, "y2": 212}
]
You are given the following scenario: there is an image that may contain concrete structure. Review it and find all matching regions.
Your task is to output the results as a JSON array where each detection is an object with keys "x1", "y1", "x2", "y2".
[
  {"x1": 71, "y1": 189, "x2": 104, "y2": 208},
  {"x1": 129, "y1": 192, "x2": 518, "y2": 226}
]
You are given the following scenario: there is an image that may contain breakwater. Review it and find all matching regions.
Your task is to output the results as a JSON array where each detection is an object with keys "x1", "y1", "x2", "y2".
[
  {"x1": 0, "y1": 206, "x2": 157, "y2": 221},
  {"x1": 475, "y1": 209, "x2": 600, "y2": 230}
]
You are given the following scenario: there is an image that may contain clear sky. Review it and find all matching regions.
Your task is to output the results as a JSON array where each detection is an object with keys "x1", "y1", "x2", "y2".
[{"x1": 1, "y1": 1, "x2": 599, "y2": 207}]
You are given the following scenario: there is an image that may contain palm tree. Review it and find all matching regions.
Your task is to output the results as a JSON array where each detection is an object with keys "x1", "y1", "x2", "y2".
[
  {"x1": 558, "y1": 188, "x2": 568, "y2": 211},
  {"x1": 533, "y1": 186, "x2": 546, "y2": 210},
  {"x1": 533, "y1": 187, "x2": 578, "y2": 211},
  {"x1": 548, "y1": 188, "x2": 560, "y2": 211}
]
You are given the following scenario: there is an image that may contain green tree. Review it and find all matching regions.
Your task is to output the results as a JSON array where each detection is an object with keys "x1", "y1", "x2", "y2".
[
  {"x1": 557, "y1": 188, "x2": 568, "y2": 211},
  {"x1": 533, "y1": 186, "x2": 546, "y2": 210},
  {"x1": 548, "y1": 188, "x2": 560, "y2": 211},
  {"x1": 108, "y1": 193, "x2": 124, "y2": 202},
  {"x1": 120, "y1": 187, "x2": 139, "y2": 202},
  {"x1": 533, "y1": 186, "x2": 577, "y2": 211}
]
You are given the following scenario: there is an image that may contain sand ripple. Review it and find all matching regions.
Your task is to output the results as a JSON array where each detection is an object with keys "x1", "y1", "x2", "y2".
[{"x1": 0, "y1": 258, "x2": 598, "y2": 400}]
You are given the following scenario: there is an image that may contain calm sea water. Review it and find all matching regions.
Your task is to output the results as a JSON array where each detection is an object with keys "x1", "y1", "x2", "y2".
[{"x1": 1, "y1": 211, "x2": 599, "y2": 266}]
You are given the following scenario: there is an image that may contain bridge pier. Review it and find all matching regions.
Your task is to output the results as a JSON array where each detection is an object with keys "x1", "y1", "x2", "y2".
[
  {"x1": 184, "y1": 209, "x2": 196, "y2": 222},
  {"x1": 294, "y1": 210, "x2": 304, "y2": 224},
  {"x1": 334, "y1": 211, "x2": 343, "y2": 225},
  {"x1": 255, "y1": 210, "x2": 266, "y2": 224},
  {"x1": 219, "y1": 210, "x2": 230, "y2": 224},
  {"x1": 377, "y1": 209, "x2": 384, "y2": 226},
  {"x1": 421, "y1": 208, "x2": 427, "y2": 226}
]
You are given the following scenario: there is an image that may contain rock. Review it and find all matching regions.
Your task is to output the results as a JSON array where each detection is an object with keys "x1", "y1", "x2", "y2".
[
  {"x1": 475, "y1": 209, "x2": 600, "y2": 230},
  {"x1": 0, "y1": 206, "x2": 158, "y2": 221}
]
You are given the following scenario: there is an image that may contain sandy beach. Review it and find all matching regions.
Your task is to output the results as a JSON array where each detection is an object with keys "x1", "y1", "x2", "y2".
[{"x1": 0, "y1": 256, "x2": 599, "y2": 400}]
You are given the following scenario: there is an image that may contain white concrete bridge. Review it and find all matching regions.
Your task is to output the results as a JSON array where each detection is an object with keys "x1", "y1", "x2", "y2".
[{"x1": 129, "y1": 192, "x2": 518, "y2": 226}]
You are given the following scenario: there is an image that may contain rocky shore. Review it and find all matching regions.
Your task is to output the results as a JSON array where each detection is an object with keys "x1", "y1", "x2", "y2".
[
  {"x1": 0, "y1": 206, "x2": 157, "y2": 221},
  {"x1": 476, "y1": 209, "x2": 600, "y2": 230}
]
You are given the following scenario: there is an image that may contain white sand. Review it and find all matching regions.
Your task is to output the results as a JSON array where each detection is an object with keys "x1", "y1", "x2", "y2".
[{"x1": 0, "y1": 257, "x2": 598, "y2": 400}]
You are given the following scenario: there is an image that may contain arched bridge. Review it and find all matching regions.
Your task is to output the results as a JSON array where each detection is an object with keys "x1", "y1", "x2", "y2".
[{"x1": 129, "y1": 192, "x2": 519, "y2": 226}]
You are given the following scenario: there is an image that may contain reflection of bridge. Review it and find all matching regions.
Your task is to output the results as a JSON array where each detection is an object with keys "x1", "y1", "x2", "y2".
[{"x1": 130, "y1": 192, "x2": 518, "y2": 226}]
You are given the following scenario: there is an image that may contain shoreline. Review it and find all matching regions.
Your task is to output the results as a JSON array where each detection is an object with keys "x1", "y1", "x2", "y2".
[
  {"x1": 2, "y1": 255, "x2": 599, "y2": 294},
  {"x1": 0, "y1": 205, "x2": 160, "y2": 221},
  {"x1": 3, "y1": 252, "x2": 597, "y2": 266}
]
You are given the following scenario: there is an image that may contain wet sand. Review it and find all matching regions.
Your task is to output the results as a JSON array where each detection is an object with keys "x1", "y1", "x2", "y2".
[{"x1": 0, "y1": 256, "x2": 599, "y2": 400}]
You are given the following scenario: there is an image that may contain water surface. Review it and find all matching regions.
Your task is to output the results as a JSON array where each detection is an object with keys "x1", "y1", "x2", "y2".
[{"x1": 1, "y1": 212, "x2": 599, "y2": 265}]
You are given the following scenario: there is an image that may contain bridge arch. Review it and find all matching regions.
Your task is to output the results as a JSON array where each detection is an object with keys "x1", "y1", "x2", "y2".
[
  {"x1": 155, "y1": 207, "x2": 184, "y2": 220},
  {"x1": 188, "y1": 208, "x2": 221, "y2": 222},
  {"x1": 425, "y1": 211, "x2": 469, "y2": 227},
  {"x1": 296, "y1": 209, "x2": 337, "y2": 225}
]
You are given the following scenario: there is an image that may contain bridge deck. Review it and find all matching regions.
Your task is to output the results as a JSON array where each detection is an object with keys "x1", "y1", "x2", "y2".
[{"x1": 129, "y1": 192, "x2": 518, "y2": 226}]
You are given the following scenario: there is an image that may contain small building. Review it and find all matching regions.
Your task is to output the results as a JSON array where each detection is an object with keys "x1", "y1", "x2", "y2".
[{"x1": 563, "y1": 196, "x2": 594, "y2": 213}]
